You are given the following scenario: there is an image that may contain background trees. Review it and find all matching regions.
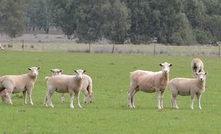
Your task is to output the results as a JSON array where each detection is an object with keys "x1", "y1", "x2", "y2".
[{"x1": 1, "y1": 0, "x2": 221, "y2": 45}]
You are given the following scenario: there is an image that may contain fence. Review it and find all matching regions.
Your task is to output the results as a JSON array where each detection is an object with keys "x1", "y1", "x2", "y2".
[{"x1": 1, "y1": 34, "x2": 220, "y2": 57}]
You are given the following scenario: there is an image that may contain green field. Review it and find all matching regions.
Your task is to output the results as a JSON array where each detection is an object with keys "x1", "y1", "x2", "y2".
[{"x1": 0, "y1": 50, "x2": 220, "y2": 134}]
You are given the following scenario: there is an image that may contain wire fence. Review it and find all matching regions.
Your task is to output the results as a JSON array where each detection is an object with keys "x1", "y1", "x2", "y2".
[{"x1": 1, "y1": 34, "x2": 220, "y2": 57}]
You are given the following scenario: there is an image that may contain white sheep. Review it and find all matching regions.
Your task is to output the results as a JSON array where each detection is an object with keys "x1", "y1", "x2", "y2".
[
  {"x1": 169, "y1": 71, "x2": 207, "y2": 109},
  {"x1": 0, "y1": 67, "x2": 40, "y2": 105},
  {"x1": 44, "y1": 69, "x2": 86, "y2": 108},
  {"x1": 50, "y1": 69, "x2": 93, "y2": 104},
  {"x1": 191, "y1": 58, "x2": 204, "y2": 77},
  {"x1": 0, "y1": 44, "x2": 4, "y2": 50},
  {"x1": 127, "y1": 62, "x2": 172, "y2": 109}
]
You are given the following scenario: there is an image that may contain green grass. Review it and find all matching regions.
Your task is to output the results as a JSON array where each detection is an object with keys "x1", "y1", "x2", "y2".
[{"x1": 0, "y1": 50, "x2": 220, "y2": 134}]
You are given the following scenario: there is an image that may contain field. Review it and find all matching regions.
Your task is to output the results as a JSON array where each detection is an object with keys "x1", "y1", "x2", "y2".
[{"x1": 0, "y1": 50, "x2": 220, "y2": 134}]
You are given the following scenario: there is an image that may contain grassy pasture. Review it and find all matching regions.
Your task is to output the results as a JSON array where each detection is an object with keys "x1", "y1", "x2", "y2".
[{"x1": 0, "y1": 50, "x2": 220, "y2": 134}]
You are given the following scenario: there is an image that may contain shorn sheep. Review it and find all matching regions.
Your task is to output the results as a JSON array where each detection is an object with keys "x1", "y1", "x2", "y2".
[
  {"x1": 0, "y1": 67, "x2": 40, "y2": 105},
  {"x1": 191, "y1": 58, "x2": 204, "y2": 77},
  {"x1": 50, "y1": 69, "x2": 93, "y2": 104},
  {"x1": 44, "y1": 69, "x2": 86, "y2": 108},
  {"x1": 169, "y1": 71, "x2": 207, "y2": 109},
  {"x1": 127, "y1": 62, "x2": 172, "y2": 109}
]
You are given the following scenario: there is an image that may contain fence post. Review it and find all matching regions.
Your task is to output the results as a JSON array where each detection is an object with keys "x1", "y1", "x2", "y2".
[
  {"x1": 22, "y1": 40, "x2": 24, "y2": 51},
  {"x1": 112, "y1": 44, "x2": 115, "y2": 54},
  {"x1": 219, "y1": 45, "x2": 220, "y2": 58}
]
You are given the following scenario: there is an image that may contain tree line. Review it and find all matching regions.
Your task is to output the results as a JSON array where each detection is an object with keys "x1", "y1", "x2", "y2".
[{"x1": 0, "y1": 0, "x2": 221, "y2": 45}]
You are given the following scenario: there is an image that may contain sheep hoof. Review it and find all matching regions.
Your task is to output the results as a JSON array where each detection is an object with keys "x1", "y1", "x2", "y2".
[
  {"x1": 70, "y1": 105, "x2": 74, "y2": 108},
  {"x1": 50, "y1": 105, "x2": 54, "y2": 108}
]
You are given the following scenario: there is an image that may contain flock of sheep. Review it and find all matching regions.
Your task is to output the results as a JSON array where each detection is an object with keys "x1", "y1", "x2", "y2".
[
  {"x1": 128, "y1": 58, "x2": 207, "y2": 109},
  {"x1": 0, "y1": 44, "x2": 207, "y2": 110},
  {"x1": 0, "y1": 67, "x2": 93, "y2": 109}
]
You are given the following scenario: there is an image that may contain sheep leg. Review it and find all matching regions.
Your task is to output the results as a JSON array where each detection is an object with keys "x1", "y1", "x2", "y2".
[
  {"x1": 127, "y1": 85, "x2": 137, "y2": 108},
  {"x1": 88, "y1": 85, "x2": 93, "y2": 103},
  {"x1": 82, "y1": 89, "x2": 89, "y2": 103},
  {"x1": 159, "y1": 91, "x2": 165, "y2": 109},
  {"x1": 171, "y1": 93, "x2": 179, "y2": 109},
  {"x1": 46, "y1": 91, "x2": 54, "y2": 108},
  {"x1": 27, "y1": 90, "x2": 33, "y2": 105},
  {"x1": 61, "y1": 93, "x2": 65, "y2": 103},
  {"x1": 69, "y1": 92, "x2": 74, "y2": 108},
  {"x1": 156, "y1": 91, "x2": 163, "y2": 109},
  {"x1": 131, "y1": 90, "x2": 138, "y2": 108},
  {"x1": 197, "y1": 94, "x2": 202, "y2": 109},
  {"x1": 190, "y1": 93, "x2": 195, "y2": 109},
  {"x1": 75, "y1": 91, "x2": 82, "y2": 108},
  {"x1": 7, "y1": 91, "x2": 13, "y2": 105},
  {"x1": 23, "y1": 91, "x2": 27, "y2": 104}
]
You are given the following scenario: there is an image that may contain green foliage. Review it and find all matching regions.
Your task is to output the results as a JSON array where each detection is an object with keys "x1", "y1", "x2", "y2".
[
  {"x1": 0, "y1": 0, "x2": 28, "y2": 38},
  {"x1": 0, "y1": 51, "x2": 221, "y2": 133},
  {"x1": 2, "y1": 0, "x2": 221, "y2": 44}
]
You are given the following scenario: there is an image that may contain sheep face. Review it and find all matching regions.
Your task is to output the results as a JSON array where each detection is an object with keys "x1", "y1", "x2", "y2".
[
  {"x1": 50, "y1": 69, "x2": 62, "y2": 76},
  {"x1": 74, "y1": 69, "x2": 86, "y2": 79},
  {"x1": 159, "y1": 62, "x2": 172, "y2": 73},
  {"x1": 196, "y1": 72, "x2": 207, "y2": 82},
  {"x1": 28, "y1": 67, "x2": 40, "y2": 77}
]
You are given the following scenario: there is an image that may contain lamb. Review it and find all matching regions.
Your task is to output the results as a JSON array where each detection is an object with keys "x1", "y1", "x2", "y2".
[
  {"x1": 50, "y1": 69, "x2": 93, "y2": 104},
  {"x1": 127, "y1": 62, "x2": 172, "y2": 109},
  {"x1": 44, "y1": 69, "x2": 86, "y2": 108},
  {"x1": 0, "y1": 67, "x2": 40, "y2": 105},
  {"x1": 169, "y1": 71, "x2": 207, "y2": 109},
  {"x1": 191, "y1": 58, "x2": 204, "y2": 77}
]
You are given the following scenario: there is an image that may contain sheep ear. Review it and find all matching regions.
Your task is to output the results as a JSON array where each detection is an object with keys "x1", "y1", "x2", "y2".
[
  {"x1": 205, "y1": 72, "x2": 208, "y2": 75},
  {"x1": 37, "y1": 67, "x2": 40, "y2": 70},
  {"x1": 159, "y1": 63, "x2": 163, "y2": 66},
  {"x1": 83, "y1": 70, "x2": 86, "y2": 73},
  {"x1": 169, "y1": 64, "x2": 173, "y2": 67},
  {"x1": 60, "y1": 69, "x2": 63, "y2": 73},
  {"x1": 28, "y1": 68, "x2": 31, "y2": 71},
  {"x1": 50, "y1": 69, "x2": 53, "y2": 72},
  {"x1": 74, "y1": 70, "x2": 77, "y2": 74}
]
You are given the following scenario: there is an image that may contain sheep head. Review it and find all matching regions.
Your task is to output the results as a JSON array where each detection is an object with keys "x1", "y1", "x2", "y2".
[
  {"x1": 28, "y1": 67, "x2": 40, "y2": 77},
  {"x1": 74, "y1": 69, "x2": 86, "y2": 79},
  {"x1": 159, "y1": 62, "x2": 172, "y2": 73},
  {"x1": 50, "y1": 69, "x2": 63, "y2": 76},
  {"x1": 195, "y1": 72, "x2": 207, "y2": 82}
]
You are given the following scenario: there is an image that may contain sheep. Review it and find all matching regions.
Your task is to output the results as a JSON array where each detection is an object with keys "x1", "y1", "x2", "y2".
[
  {"x1": 0, "y1": 44, "x2": 4, "y2": 50},
  {"x1": 61, "y1": 74, "x2": 93, "y2": 104},
  {"x1": 0, "y1": 67, "x2": 40, "y2": 105},
  {"x1": 169, "y1": 71, "x2": 207, "y2": 109},
  {"x1": 191, "y1": 58, "x2": 204, "y2": 77},
  {"x1": 49, "y1": 69, "x2": 93, "y2": 104},
  {"x1": 44, "y1": 69, "x2": 86, "y2": 108},
  {"x1": 127, "y1": 62, "x2": 172, "y2": 109}
]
